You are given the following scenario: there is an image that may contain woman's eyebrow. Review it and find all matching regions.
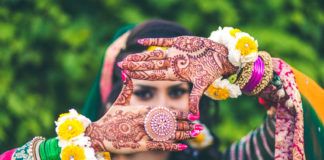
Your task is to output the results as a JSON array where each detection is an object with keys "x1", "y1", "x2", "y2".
[
  {"x1": 167, "y1": 83, "x2": 187, "y2": 89},
  {"x1": 134, "y1": 84, "x2": 157, "y2": 90}
]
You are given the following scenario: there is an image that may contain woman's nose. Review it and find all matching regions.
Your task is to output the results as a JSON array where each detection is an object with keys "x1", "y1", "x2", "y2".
[{"x1": 155, "y1": 94, "x2": 167, "y2": 107}]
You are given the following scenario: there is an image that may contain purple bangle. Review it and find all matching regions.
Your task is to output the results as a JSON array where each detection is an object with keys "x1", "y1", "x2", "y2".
[
  {"x1": 241, "y1": 57, "x2": 265, "y2": 93},
  {"x1": 243, "y1": 58, "x2": 260, "y2": 91},
  {"x1": 241, "y1": 58, "x2": 260, "y2": 92}
]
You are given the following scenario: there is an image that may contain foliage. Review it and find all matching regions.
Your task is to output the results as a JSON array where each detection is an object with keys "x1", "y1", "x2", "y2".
[{"x1": 1, "y1": 0, "x2": 323, "y2": 152}]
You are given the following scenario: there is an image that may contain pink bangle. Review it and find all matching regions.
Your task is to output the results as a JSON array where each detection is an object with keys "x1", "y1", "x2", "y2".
[{"x1": 241, "y1": 57, "x2": 265, "y2": 93}]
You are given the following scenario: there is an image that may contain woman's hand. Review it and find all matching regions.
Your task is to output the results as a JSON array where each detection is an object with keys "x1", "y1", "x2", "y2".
[
  {"x1": 119, "y1": 36, "x2": 238, "y2": 116},
  {"x1": 85, "y1": 73, "x2": 199, "y2": 154}
]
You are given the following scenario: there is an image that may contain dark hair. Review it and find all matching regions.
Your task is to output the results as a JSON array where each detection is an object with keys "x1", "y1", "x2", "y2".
[{"x1": 104, "y1": 19, "x2": 221, "y2": 160}]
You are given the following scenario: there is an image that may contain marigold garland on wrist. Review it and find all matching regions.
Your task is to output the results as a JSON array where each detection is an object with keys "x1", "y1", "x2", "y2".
[
  {"x1": 55, "y1": 109, "x2": 111, "y2": 160},
  {"x1": 205, "y1": 27, "x2": 273, "y2": 100}
]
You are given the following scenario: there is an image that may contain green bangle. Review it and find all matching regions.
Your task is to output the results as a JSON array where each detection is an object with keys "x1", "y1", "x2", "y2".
[
  {"x1": 39, "y1": 140, "x2": 47, "y2": 160},
  {"x1": 39, "y1": 138, "x2": 61, "y2": 160},
  {"x1": 52, "y1": 138, "x2": 61, "y2": 160},
  {"x1": 47, "y1": 138, "x2": 54, "y2": 160},
  {"x1": 45, "y1": 139, "x2": 52, "y2": 160},
  {"x1": 46, "y1": 138, "x2": 61, "y2": 160}
]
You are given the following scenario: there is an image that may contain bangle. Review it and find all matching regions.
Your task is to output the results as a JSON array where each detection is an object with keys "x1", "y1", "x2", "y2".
[
  {"x1": 39, "y1": 140, "x2": 47, "y2": 160},
  {"x1": 246, "y1": 51, "x2": 273, "y2": 95},
  {"x1": 30, "y1": 136, "x2": 45, "y2": 160},
  {"x1": 45, "y1": 138, "x2": 61, "y2": 160},
  {"x1": 235, "y1": 60, "x2": 254, "y2": 89}
]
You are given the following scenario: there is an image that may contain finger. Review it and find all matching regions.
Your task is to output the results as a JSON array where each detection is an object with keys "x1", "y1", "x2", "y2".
[
  {"x1": 113, "y1": 71, "x2": 133, "y2": 106},
  {"x1": 188, "y1": 84, "x2": 208, "y2": 116},
  {"x1": 124, "y1": 50, "x2": 167, "y2": 62},
  {"x1": 146, "y1": 142, "x2": 187, "y2": 151},
  {"x1": 170, "y1": 130, "x2": 200, "y2": 140},
  {"x1": 138, "y1": 38, "x2": 175, "y2": 47},
  {"x1": 169, "y1": 110, "x2": 189, "y2": 120},
  {"x1": 120, "y1": 60, "x2": 170, "y2": 71},
  {"x1": 176, "y1": 121, "x2": 195, "y2": 131},
  {"x1": 125, "y1": 69, "x2": 179, "y2": 81},
  {"x1": 176, "y1": 121, "x2": 204, "y2": 131}
]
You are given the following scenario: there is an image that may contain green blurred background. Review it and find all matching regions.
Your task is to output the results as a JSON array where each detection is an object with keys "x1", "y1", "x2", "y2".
[{"x1": 1, "y1": 0, "x2": 324, "y2": 152}]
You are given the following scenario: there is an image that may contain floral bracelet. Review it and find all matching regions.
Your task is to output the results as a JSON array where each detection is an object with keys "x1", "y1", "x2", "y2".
[
  {"x1": 55, "y1": 109, "x2": 110, "y2": 160},
  {"x1": 205, "y1": 27, "x2": 272, "y2": 100}
]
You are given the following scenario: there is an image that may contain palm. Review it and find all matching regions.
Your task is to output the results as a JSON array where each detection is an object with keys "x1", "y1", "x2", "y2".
[{"x1": 85, "y1": 74, "x2": 197, "y2": 154}]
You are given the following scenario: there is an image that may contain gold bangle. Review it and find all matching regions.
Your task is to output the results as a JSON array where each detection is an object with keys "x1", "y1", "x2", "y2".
[
  {"x1": 30, "y1": 136, "x2": 45, "y2": 160},
  {"x1": 246, "y1": 51, "x2": 273, "y2": 95},
  {"x1": 235, "y1": 60, "x2": 254, "y2": 89}
]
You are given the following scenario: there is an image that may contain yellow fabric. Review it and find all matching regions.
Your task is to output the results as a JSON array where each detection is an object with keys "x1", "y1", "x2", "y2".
[{"x1": 292, "y1": 67, "x2": 324, "y2": 123}]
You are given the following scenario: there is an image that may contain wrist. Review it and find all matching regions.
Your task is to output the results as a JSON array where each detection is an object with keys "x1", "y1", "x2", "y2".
[{"x1": 85, "y1": 122, "x2": 104, "y2": 153}]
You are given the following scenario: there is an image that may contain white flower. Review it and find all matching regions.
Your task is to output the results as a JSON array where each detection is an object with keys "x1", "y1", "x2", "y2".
[
  {"x1": 228, "y1": 49, "x2": 242, "y2": 67},
  {"x1": 84, "y1": 147, "x2": 97, "y2": 160},
  {"x1": 209, "y1": 26, "x2": 259, "y2": 67},
  {"x1": 56, "y1": 109, "x2": 97, "y2": 160},
  {"x1": 188, "y1": 121, "x2": 213, "y2": 149},
  {"x1": 55, "y1": 108, "x2": 91, "y2": 136},
  {"x1": 211, "y1": 77, "x2": 242, "y2": 98}
]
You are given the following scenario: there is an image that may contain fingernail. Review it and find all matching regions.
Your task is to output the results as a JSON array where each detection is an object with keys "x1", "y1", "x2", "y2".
[
  {"x1": 178, "y1": 144, "x2": 188, "y2": 150},
  {"x1": 137, "y1": 39, "x2": 143, "y2": 44},
  {"x1": 188, "y1": 113, "x2": 200, "y2": 121},
  {"x1": 121, "y1": 72, "x2": 126, "y2": 82},
  {"x1": 190, "y1": 130, "x2": 200, "y2": 137},
  {"x1": 194, "y1": 124, "x2": 204, "y2": 131},
  {"x1": 117, "y1": 62, "x2": 122, "y2": 68}
]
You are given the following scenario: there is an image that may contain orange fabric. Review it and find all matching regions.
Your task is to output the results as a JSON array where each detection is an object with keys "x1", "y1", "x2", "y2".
[{"x1": 291, "y1": 67, "x2": 324, "y2": 123}]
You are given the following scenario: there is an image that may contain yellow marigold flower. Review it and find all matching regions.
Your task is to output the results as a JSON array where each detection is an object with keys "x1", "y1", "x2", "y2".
[
  {"x1": 61, "y1": 145, "x2": 86, "y2": 160},
  {"x1": 229, "y1": 28, "x2": 242, "y2": 37},
  {"x1": 191, "y1": 134, "x2": 205, "y2": 144},
  {"x1": 102, "y1": 152, "x2": 111, "y2": 160},
  {"x1": 235, "y1": 36, "x2": 258, "y2": 56},
  {"x1": 207, "y1": 85, "x2": 230, "y2": 100},
  {"x1": 58, "y1": 119, "x2": 84, "y2": 141},
  {"x1": 147, "y1": 46, "x2": 168, "y2": 51}
]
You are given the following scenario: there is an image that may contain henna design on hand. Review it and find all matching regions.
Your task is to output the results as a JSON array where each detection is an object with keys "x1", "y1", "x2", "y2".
[
  {"x1": 146, "y1": 142, "x2": 180, "y2": 151},
  {"x1": 86, "y1": 110, "x2": 146, "y2": 152},
  {"x1": 85, "y1": 74, "x2": 196, "y2": 153},
  {"x1": 176, "y1": 121, "x2": 195, "y2": 131},
  {"x1": 121, "y1": 36, "x2": 238, "y2": 115},
  {"x1": 125, "y1": 50, "x2": 167, "y2": 62},
  {"x1": 113, "y1": 71, "x2": 133, "y2": 106}
]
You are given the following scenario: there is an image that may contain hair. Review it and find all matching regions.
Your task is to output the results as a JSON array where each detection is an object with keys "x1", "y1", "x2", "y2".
[{"x1": 103, "y1": 19, "x2": 222, "y2": 159}]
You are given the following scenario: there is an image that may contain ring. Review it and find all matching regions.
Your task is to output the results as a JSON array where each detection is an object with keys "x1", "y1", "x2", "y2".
[{"x1": 144, "y1": 106, "x2": 177, "y2": 141}]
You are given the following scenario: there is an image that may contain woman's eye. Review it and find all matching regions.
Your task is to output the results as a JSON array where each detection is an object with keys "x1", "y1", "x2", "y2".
[
  {"x1": 168, "y1": 88, "x2": 188, "y2": 99},
  {"x1": 133, "y1": 90, "x2": 154, "y2": 100}
]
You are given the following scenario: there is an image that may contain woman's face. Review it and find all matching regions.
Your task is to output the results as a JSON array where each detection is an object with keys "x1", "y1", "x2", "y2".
[
  {"x1": 130, "y1": 79, "x2": 190, "y2": 112},
  {"x1": 112, "y1": 79, "x2": 190, "y2": 160}
]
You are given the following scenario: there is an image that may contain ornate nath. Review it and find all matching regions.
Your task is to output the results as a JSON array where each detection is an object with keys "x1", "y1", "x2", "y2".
[{"x1": 144, "y1": 106, "x2": 177, "y2": 142}]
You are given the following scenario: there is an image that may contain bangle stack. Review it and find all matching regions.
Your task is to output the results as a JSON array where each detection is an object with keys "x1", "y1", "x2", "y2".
[
  {"x1": 236, "y1": 51, "x2": 273, "y2": 95},
  {"x1": 205, "y1": 27, "x2": 273, "y2": 100},
  {"x1": 39, "y1": 138, "x2": 60, "y2": 160},
  {"x1": 18, "y1": 109, "x2": 111, "y2": 160}
]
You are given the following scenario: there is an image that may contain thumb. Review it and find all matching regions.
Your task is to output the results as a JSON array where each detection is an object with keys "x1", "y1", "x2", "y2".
[
  {"x1": 113, "y1": 70, "x2": 133, "y2": 106},
  {"x1": 188, "y1": 84, "x2": 208, "y2": 118}
]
